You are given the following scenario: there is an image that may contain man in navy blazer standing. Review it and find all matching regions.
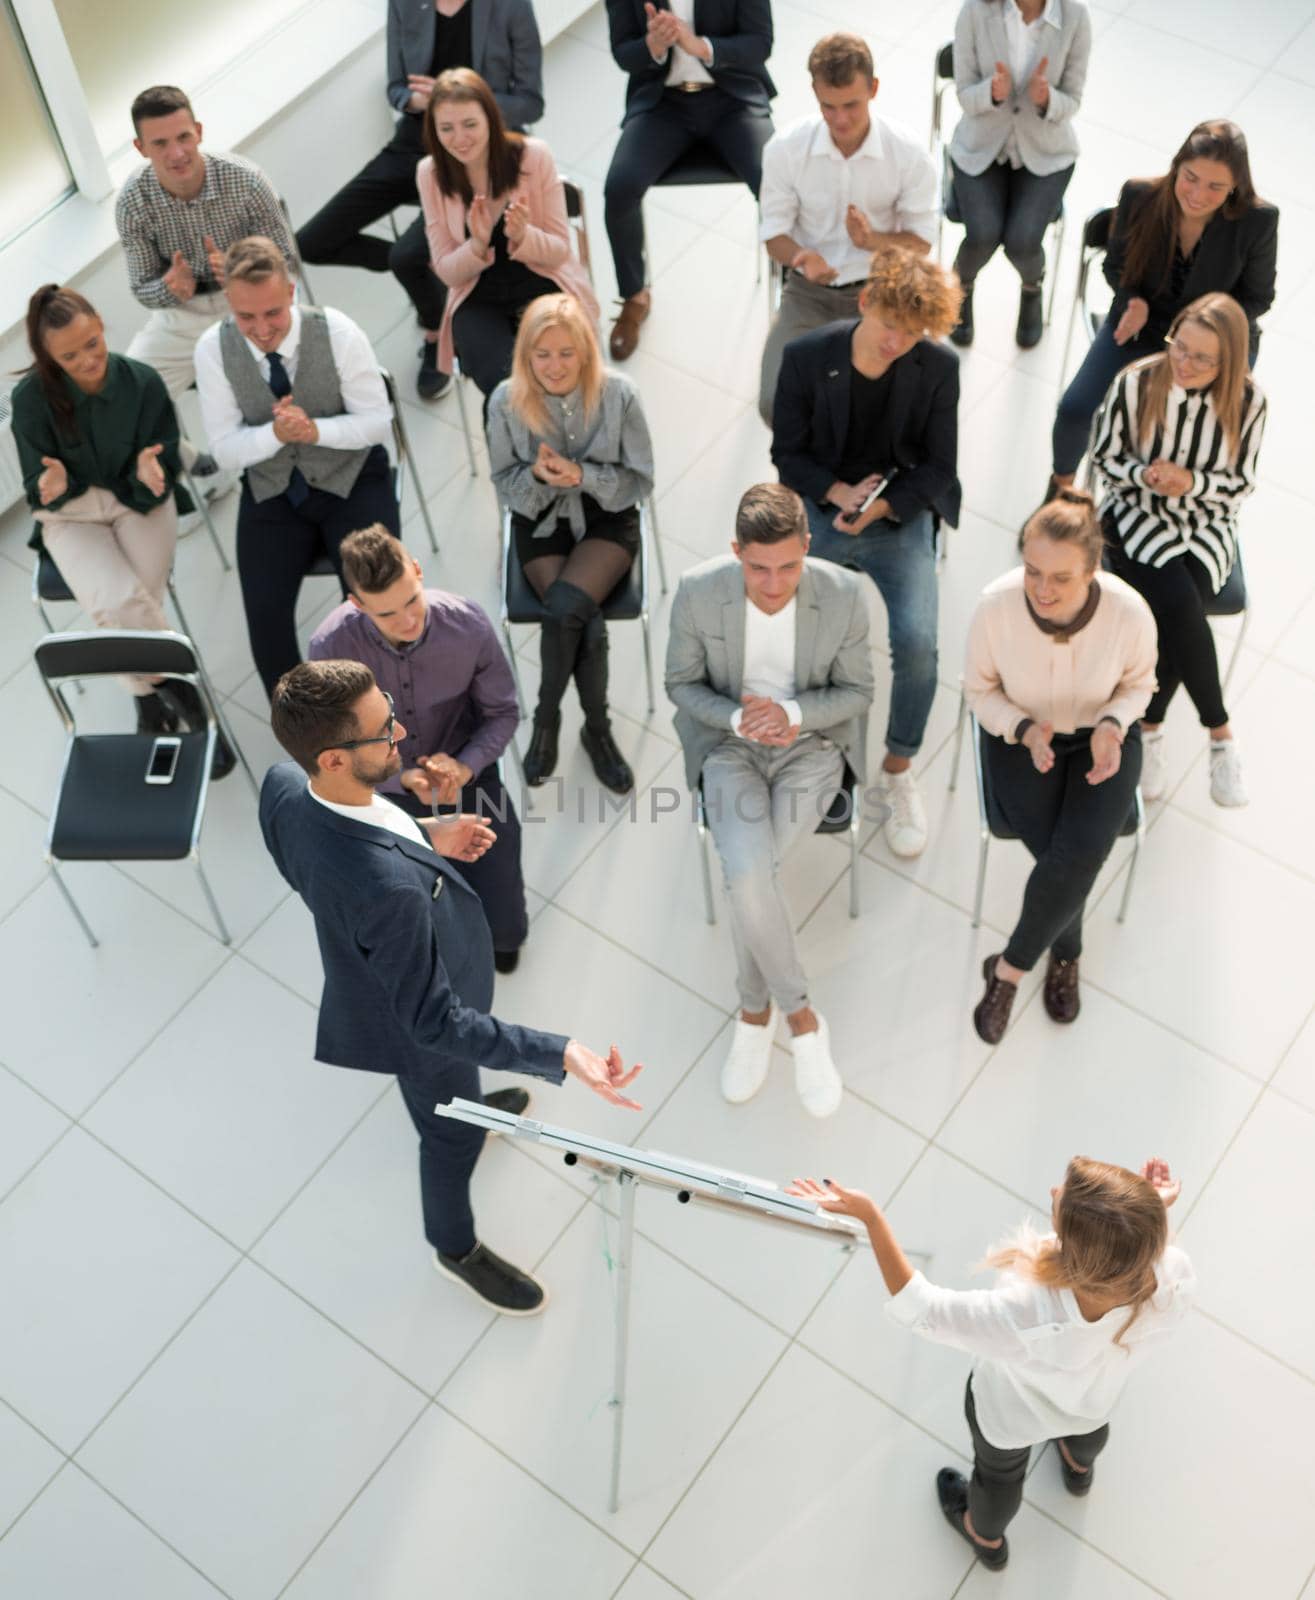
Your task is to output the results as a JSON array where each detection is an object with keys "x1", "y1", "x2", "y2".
[{"x1": 260, "y1": 659, "x2": 641, "y2": 1315}]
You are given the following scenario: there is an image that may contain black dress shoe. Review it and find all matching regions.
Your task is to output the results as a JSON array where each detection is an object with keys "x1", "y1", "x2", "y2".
[
  {"x1": 136, "y1": 690, "x2": 181, "y2": 734},
  {"x1": 432, "y1": 1242, "x2": 547, "y2": 1315},
  {"x1": 972, "y1": 953, "x2": 1018, "y2": 1045},
  {"x1": 484, "y1": 1086, "x2": 531, "y2": 1117},
  {"x1": 950, "y1": 282, "x2": 974, "y2": 347},
  {"x1": 936, "y1": 1468, "x2": 1008, "y2": 1570},
  {"x1": 1043, "y1": 954, "x2": 1080, "y2": 1023},
  {"x1": 580, "y1": 722, "x2": 634, "y2": 794},
  {"x1": 523, "y1": 715, "x2": 560, "y2": 786},
  {"x1": 493, "y1": 948, "x2": 521, "y2": 975},
  {"x1": 417, "y1": 341, "x2": 451, "y2": 399},
  {"x1": 1016, "y1": 283, "x2": 1044, "y2": 348}
]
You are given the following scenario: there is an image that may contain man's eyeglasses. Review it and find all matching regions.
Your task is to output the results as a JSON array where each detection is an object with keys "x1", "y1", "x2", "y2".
[
  {"x1": 317, "y1": 692, "x2": 397, "y2": 757},
  {"x1": 1164, "y1": 336, "x2": 1219, "y2": 372}
]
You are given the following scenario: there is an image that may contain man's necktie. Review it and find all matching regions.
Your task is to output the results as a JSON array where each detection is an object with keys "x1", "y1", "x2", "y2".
[{"x1": 266, "y1": 350, "x2": 309, "y2": 506}]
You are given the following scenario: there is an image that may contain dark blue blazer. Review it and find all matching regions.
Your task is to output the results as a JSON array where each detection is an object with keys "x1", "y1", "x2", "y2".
[
  {"x1": 259, "y1": 761, "x2": 566, "y2": 1084},
  {"x1": 607, "y1": 0, "x2": 775, "y2": 123},
  {"x1": 771, "y1": 320, "x2": 962, "y2": 529}
]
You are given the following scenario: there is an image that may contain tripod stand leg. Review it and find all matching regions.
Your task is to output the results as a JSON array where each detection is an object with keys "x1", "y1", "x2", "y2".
[{"x1": 607, "y1": 1170, "x2": 637, "y2": 1514}]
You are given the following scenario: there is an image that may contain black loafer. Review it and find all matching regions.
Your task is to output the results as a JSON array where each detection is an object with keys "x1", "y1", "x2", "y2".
[
  {"x1": 432, "y1": 1242, "x2": 546, "y2": 1315},
  {"x1": 417, "y1": 341, "x2": 451, "y2": 400},
  {"x1": 950, "y1": 282, "x2": 974, "y2": 347},
  {"x1": 581, "y1": 722, "x2": 634, "y2": 794},
  {"x1": 493, "y1": 948, "x2": 521, "y2": 975},
  {"x1": 523, "y1": 716, "x2": 560, "y2": 786},
  {"x1": 136, "y1": 690, "x2": 181, "y2": 734},
  {"x1": 973, "y1": 954, "x2": 1018, "y2": 1045},
  {"x1": 936, "y1": 1468, "x2": 1008, "y2": 1570},
  {"x1": 484, "y1": 1087, "x2": 530, "y2": 1118}
]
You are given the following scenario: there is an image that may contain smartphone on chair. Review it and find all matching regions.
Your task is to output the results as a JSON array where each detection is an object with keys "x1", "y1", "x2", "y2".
[{"x1": 145, "y1": 736, "x2": 182, "y2": 785}]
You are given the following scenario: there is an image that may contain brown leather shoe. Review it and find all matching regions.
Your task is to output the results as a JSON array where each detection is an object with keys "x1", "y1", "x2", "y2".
[
  {"x1": 973, "y1": 954, "x2": 1017, "y2": 1045},
  {"x1": 1043, "y1": 954, "x2": 1080, "y2": 1023},
  {"x1": 609, "y1": 291, "x2": 651, "y2": 360}
]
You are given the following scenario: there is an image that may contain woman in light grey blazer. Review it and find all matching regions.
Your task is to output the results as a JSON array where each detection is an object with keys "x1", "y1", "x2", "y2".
[{"x1": 947, "y1": 0, "x2": 1091, "y2": 348}]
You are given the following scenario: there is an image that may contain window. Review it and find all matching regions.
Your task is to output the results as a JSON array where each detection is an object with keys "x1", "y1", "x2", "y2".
[{"x1": 0, "y1": 4, "x2": 72, "y2": 244}]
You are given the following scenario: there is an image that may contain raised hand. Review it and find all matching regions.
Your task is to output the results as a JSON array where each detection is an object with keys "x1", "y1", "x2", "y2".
[
  {"x1": 1141, "y1": 1157, "x2": 1182, "y2": 1208},
  {"x1": 136, "y1": 442, "x2": 167, "y2": 497},
  {"x1": 1028, "y1": 56, "x2": 1051, "y2": 110},
  {"x1": 563, "y1": 1040, "x2": 643, "y2": 1109},
  {"x1": 203, "y1": 234, "x2": 226, "y2": 285},
  {"x1": 1113, "y1": 296, "x2": 1149, "y2": 347},
  {"x1": 503, "y1": 193, "x2": 530, "y2": 247},
  {"x1": 162, "y1": 250, "x2": 196, "y2": 302},
  {"x1": 407, "y1": 72, "x2": 436, "y2": 114},
  {"x1": 1024, "y1": 719, "x2": 1056, "y2": 775},
  {"x1": 790, "y1": 248, "x2": 839, "y2": 286},
  {"x1": 1086, "y1": 722, "x2": 1123, "y2": 785},
  {"x1": 844, "y1": 203, "x2": 874, "y2": 251},
  {"x1": 785, "y1": 1176, "x2": 878, "y2": 1224},
  {"x1": 991, "y1": 60, "x2": 1012, "y2": 103},
  {"x1": 36, "y1": 455, "x2": 68, "y2": 506},
  {"x1": 421, "y1": 812, "x2": 497, "y2": 862},
  {"x1": 644, "y1": 1, "x2": 680, "y2": 58},
  {"x1": 468, "y1": 194, "x2": 497, "y2": 250}
]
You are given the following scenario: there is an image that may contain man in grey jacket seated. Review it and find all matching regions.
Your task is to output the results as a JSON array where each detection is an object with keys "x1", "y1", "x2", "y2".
[{"x1": 665, "y1": 483, "x2": 873, "y2": 1117}]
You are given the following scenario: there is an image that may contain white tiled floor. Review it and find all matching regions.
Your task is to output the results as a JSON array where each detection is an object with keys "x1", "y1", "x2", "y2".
[{"x1": 2, "y1": 2, "x2": 1314, "y2": 1595}]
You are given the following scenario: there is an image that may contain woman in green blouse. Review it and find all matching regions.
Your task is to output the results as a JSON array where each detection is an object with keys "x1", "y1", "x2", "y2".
[{"x1": 13, "y1": 284, "x2": 186, "y2": 732}]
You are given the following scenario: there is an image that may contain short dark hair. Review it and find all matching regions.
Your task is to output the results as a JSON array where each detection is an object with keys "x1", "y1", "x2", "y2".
[
  {"x1": 808, "y1": 33, "x2": 874, "y2": 87},
  {"x1": 340, "y1": 525, "x2": 410, "y2": 596},
  {"x1": 270, "y1": 660, "x2": 376, "y2": 775},
  {"x1": 735, "y1": 483, "x2": 807, "y2": 547},
  {"x1": 131, "y1": 85, "x2": 194, "y2": 135}
]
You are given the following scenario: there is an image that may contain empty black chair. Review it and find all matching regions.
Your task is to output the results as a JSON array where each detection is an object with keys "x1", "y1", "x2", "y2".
[
  {"x1": 1060, "y1": 206, "x2": 1116, "y2": 379},
  {"x1": 653, "y1": 142, "x2": 763, "y2": 283}
]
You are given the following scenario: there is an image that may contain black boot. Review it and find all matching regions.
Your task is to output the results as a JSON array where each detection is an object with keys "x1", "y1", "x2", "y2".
[
  {"x1": 160, "y1": 681, "x2": 237, "y2": 780},
  {"x1": 950, "y1": 282, "x2": 974, "y2": 347},
  {"x1": 417, "y1": 339, "x2": 450, "y2": 400},
  {"x1": 522, "y1": 714, "x2": 560, "y2": 786},
  {"x1": 573, "y1": 616, "x2": 635, "y2": 794},
  {"x1": 136, "y1": 690, "x2": 181, "y2": 734},
  {"x1": 1016, "y1": 282, "x2": 1044, "y2": 348}
]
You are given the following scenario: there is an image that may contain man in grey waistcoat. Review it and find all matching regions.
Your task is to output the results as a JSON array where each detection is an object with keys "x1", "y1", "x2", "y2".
[
  {"x1": 195, "y1": 235, "x2": 401, "y2": 695},
  {"x1": 665, "y1": 482, "x2": 873, "y2": 1119}
]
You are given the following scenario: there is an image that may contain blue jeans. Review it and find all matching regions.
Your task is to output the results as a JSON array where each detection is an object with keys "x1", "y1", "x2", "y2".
[
  {"x1": 950, "y1": 159, "x2": 1073, "y2": 287},
  {"x1": 1051, "y1": 320, "x2": 1161, "y2": 476},
  {"x1": 805, "y1": 501, "x2": 938, "y2": 758}
]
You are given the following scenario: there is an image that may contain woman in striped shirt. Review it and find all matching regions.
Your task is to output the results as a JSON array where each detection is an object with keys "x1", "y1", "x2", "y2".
[{"x1": 1091, "y1": 292, "x2": 1265, "y2": 808}]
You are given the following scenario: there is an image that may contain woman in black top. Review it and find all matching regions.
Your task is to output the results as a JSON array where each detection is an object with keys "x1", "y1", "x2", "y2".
[{"x1": 1050, "y1": 120, "x2": 1277, "y2": 483}]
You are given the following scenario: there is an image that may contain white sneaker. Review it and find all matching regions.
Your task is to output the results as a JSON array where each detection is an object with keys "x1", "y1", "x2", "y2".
[
  {"x1": 1140, "y1": 728, "x2": 1167, "y2": 800},
  {"x1": 1209, "y1": 740, "x2": 1248, "y2": 807},
  {"x1": 790, "y1": 1013, "x2": 843, "y2": 1118},
  {"x1": 720, "y1": 1005, "x2": 777, "y2": 1104},
  {"x1": 882, "y1": 767, "x2": 928, "y2": 858}
]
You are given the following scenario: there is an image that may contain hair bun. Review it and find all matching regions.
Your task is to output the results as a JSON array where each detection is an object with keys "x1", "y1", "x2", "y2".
[{"x1": 1055, "y1": 486, "x2": 1095, "y2": 508}]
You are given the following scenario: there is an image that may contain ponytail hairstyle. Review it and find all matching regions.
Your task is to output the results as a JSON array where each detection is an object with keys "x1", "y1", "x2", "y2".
[
  {"x1": 508, "y1": 293, "x2": 605, "y2": 440},
  {"x1": 984, "y1": 1156, "x2": 1169, "y2": 1349},
  {"x1": 1019, "y1": 486, "x2": 1104, "y2": 573},
  {"x1": 1118, "y1": 120, "x2": 1259, "y2": 299},
  {"x1": 1131, "y1": 291, "x2": 1252, "y2": 464},
  {"x1": 24, "y1": 283, "x2": 100, "y2": 442}
]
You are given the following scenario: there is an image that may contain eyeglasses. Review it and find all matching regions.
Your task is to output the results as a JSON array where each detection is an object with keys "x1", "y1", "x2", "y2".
[
  {"x1": 1164, "y1": 336, "x2": 1219, "y2": 372},
  {"x1": 316, "y1": 692, "x2": 397, "y2": 757}
]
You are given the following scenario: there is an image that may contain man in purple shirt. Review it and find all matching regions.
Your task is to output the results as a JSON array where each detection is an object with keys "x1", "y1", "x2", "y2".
[{"x1": 308, "y1": 524, "x2": 528, "y2": 971}]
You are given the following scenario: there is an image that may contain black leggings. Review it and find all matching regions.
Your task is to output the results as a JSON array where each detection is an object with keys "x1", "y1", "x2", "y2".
[
  {"x1": 1106, "y1": 542, "x2": 1228, "y2": 728},
  {"x1": 965, "y1": 1377, "x2": 1108, "y2": 1541}
]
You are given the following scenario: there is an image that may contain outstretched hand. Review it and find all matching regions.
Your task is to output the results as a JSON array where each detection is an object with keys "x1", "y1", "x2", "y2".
[
  {"x1": 421, "y1": 812, "x2": 496, "y2": 861},
  {"x1": 784, "y1": 1176, "x2": 878, "y2": 1224},
  {"x1": 136, "y1": 443, "x2": 167, "y2": 497},
  {"x1": 1141, "y1": 1156, "x2": 1181, "y2": 1208},
  {"x1": 563, "y1": 1040, "x2": 643, "y2": 1108}
]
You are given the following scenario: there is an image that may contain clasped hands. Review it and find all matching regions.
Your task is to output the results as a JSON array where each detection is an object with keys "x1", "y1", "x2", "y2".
[
  {"x1": 401, "y1": 752, "x2": 476, "y2": 808},
  {"x1": 1143, "y1": 458, "x2": 1193, "y2": 497},
  {"x1": 644, "y1": 1, "x2": 708, "y2": 62},
  {"x1": 38, "y1": 445, "x2": 166, "y2": 505},
  {"x1": 990, "y1": 56, "x2": 1050, "y2": 110},
  {"x1": 1022, "y1": 718, "x2": 1123, "y2": 785},
  {"x1": 271, "y1": 395, "x2": 319, "y2": 445},
  {"x1": 739, "y1": 694, "x2": 798, "y2": 747},
  {"x1": 532, "y1": 441, "x2": 583, "y2": 488}
]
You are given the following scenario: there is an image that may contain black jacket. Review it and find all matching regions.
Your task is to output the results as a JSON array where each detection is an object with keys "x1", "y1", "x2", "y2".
[
  {"x1": 606, "y1": 0, "x2": 775, "y2": 123},
  {"x1": 771, "y1": 321, "x2": 962, "y2": 528}
]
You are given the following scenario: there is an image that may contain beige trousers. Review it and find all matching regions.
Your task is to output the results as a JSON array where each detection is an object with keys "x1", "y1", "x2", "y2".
[{"x1": 37, "y1": 486, "x2": 178, "y2": 694}]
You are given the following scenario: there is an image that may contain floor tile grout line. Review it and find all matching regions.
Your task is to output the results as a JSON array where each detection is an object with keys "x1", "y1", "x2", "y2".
[{"x1": 1189, "y1": 1304, "x2": 1315, "y2": 1391}]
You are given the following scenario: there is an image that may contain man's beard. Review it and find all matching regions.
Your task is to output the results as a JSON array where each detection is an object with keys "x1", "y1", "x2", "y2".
[{"x1": 350, "y1": 748, "x2": 401, "y2": 789}]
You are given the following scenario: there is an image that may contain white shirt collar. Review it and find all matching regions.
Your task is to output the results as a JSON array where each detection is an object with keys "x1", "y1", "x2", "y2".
[
  {"x1": 1009, "y1": 0, "x2": 1063, "y2": 27},
  {"x1": 243, "y1": 303, "x2": 302, "y2": 367},
  {"x1": 806, "y1": 112, "x2": 886, "y2": 165}
]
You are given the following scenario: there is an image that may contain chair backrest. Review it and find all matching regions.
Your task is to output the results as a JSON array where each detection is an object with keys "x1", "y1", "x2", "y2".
[
  {"x1": 930, "y1": 41, "x2": 955, "y2": 148},
  {"x1": 1083, "y1": 206, "x2": 1115, "y2": 253},
  {"x1": 35, "y1": 628, "x2": 201, "y2": 686},
  {"x1": 380, "y1": 368, "x2": 406, "y2": 465},
  {"x1": 560, "y1": 176, "x2": 592, "y2": 285},
  {"x1": 936, "y1": 41, "x2": 954, "y2": 79}
]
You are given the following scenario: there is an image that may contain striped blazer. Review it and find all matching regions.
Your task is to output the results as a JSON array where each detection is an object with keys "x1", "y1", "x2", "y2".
[{"x1": 1091, "y1": 365, "x2": 1266, "y2": 594}]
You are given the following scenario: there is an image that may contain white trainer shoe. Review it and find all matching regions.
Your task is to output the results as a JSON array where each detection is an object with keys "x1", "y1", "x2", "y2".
[
  {"x1": 883, "y1": 767, "x2": 928, "y2": 858},
  {"x1": 1209, "y1": 740, "x2": 1248, "y2": 807},
  {"x1": 1140, "y1": 728, "x2": 1167, "y2": 800},
  {"x1": 720, "y1": 1005, "x2": 777, "y2": 1104},
  {"x1": 790, "y1": 1013, "x2": 843, "y2": 1118}
]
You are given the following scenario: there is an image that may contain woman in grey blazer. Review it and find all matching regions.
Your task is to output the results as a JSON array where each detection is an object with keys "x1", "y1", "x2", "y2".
[{"x1": 947, "y1": 0, "x2": 1091, "y2": 348}]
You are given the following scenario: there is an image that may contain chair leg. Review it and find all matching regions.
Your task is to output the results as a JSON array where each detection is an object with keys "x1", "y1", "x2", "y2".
[
  {"x1": 182, "y1": 467, "x2": 233, "y2": 573},
  {"x1": 49, "y1": 864, "x2": 98, "y2": 948},
  {"x1": 971, "y1": 830, "x2": 990, "y2": 930},
  {"x1": 394, "y1": 404, "x2": 440, "y2": 553},
  {"x1": 194, "y1": 856, "x2": 232, "y2": 944},
  {"x1": 647, "y1": 499, "x2": 669, "y2": 596},
  {"x1": 453, "y1": 372, "x2": 478, "y2": 477},
  {"x1": 696, "y1": 806, "x2": 717, "y2": 926},
  {"x1": 948, "y1": 690, "x2": 967, "y2": 792},
  {"x1": 503, "y1": 624, "x2": 528, "y2": 718},
  {"x1": 1045, "y1": 213, "x2": 1066, "y2": 326},
  {"x1": 848, "y1": 819, "x2": 860, "y2": 919},
  {"x1": 1117, "y1": 792, "x2": 1146, "y2": 925},
  {"x1": 640, "y1": 614, "x2": 655, "y2": 715},
  {"x1": 1220, "y1": 607, "x2": 1248, "y2": 696}
]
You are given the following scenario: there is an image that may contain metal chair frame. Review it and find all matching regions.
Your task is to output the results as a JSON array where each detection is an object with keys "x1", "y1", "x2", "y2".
[
  {"x1": 1059, "y1": 206, "x2": 1116, "y2": 383},
  {"x1": 380, "y1": 368, "x2": 440, "y2": 552}
]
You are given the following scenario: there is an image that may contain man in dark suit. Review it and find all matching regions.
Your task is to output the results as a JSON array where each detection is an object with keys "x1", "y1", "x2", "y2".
[
  {"x1": 260, "y1": 659, "x2": 641, "y2": 1315},
  {"x1": 771, "y1": 245, "x2": 962, "y2": 863},
  {"x1": 604, "y1": 0, "x2": 775, "y2": 359},
  {"x1": 296, "y1": 0, "x2": 544, "y2": 400}
]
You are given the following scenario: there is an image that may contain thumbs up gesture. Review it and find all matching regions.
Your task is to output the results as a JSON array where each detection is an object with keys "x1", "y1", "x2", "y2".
[
  {"x1": 1028, "y1": 55, "x2": 1051, "y2": 110},
  {"x1": 990, "y1": 60, "x2": 1011, "y2": 103},
  {"x1": 203, "y1": 235, "x2": 227, "y2": 285}
]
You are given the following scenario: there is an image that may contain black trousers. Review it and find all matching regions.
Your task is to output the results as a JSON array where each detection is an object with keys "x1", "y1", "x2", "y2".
[
  {"x1": 1106, "y1": 541, "x2": 1228, "y2": 728},
  {"x1": 296, "y1": 118, "x2": 447, "y2": 331},
  {"x1": 604, "y1": 88, "x2": 773, "y2": 299},
  {"x1": 452, "y1": 277, "x2": 556, "y2": 400},
  {"x1": 395, "y1": 1057, "x2": 485, "y2": 1258},
  {"x1": 984, "y1": 726, "x2": 1142, "y2": 971},
  {"x1": 965, "y1": 1377, "x2": 1108, "y2": 1541},
  {"x1": 237, "y1": 446, "x2": 399, "y2": 697},
  {"x1": 392, "y1": 766, "x2": 530, "y2": 954}
]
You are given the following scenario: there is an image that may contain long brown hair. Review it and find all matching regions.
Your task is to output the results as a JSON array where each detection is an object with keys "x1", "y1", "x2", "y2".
[
  {"x1": 24, "y1": 283, "x2": 101, "y2": 441},
  {"x1": 1131, "y1": 292, "x2": 1252, "y2": 462},
  {"x1": 1119, "y1": 121, "x2": 1259, "y2": 296},
  {"x1": 984, "y1": 1157, "x2": 1169, "y2": 1348},
  {"x1": 508, "y1": 294, "x2": 605, "y2": 440},
  {"x1": 1020, "y1": 487, "x2": 1105, "y2": 572},
  {"x1": 423, "y1": 68, "x2": 524, "y2": 206}
]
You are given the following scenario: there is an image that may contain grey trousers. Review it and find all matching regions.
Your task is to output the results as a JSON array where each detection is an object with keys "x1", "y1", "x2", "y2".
[
  {"x1": 759, "y1": 272, "x2": 863, "y2": 425},
  {"x1": 702, "y1": 733, "x2": 844, "y2": 1014}
]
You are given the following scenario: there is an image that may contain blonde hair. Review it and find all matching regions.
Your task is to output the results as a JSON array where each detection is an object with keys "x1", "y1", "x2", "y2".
[
  {"x1": 507, "y1": 294, "x2": 605, "y2": 439},
  {"x1": 1133, "y1": 292, "x2": 1251, "y2": 462},
  {"x1": 860, "y1": 245, "x2": 962, "y2": 339},
  {"x1": 223, "y1": 235, "x2": 289, "y2": 286},
  {"x1": 984, "y1": 1157, "x2": 1168, "y2": 1348}
]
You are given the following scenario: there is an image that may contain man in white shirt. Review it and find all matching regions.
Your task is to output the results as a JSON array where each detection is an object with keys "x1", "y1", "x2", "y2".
[
  {"x1": 757, "y1": 32, "x2": 938, "y2": 423},
  {"x1": 665, "y1": 483, "x2": 873, "y2": 1117},
  {"x1": 195, "y1": 236, "x2": 400, "y2": 696}
]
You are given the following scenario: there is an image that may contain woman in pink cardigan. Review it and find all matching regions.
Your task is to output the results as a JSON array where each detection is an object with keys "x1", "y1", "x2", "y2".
[
  {"x1": 417, "y1": 67, "x2": 599, "y2": 405},
  {"x1": 963, "y1": 489, "x2": 1156, "y2": 1044}
]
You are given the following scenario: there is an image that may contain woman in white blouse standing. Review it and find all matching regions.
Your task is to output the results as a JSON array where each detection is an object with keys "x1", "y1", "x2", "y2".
[
  {"x1": 787, "y1": 1155, "x2": 1193, "y2": 1572},
  {"x1": 947, "y1": 0, "x2": 1091, "y2": 348},
  {"x1": 1092, "y1": 291, "x2": 1266, "y2": 808}
]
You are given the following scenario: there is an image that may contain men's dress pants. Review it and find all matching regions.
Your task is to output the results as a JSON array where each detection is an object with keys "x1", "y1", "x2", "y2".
[
  {"x1": 395, "y1": 1058, "x2": 485, "y2": 1258},
  {"x1": 759, "y1": 273, "x2": 862, "y2": 425},
  {"x1": 701, "y1": 732, "x2": 844, "y2": 1015}
]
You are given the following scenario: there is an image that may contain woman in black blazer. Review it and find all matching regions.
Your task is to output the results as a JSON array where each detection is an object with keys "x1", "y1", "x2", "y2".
[
  {"x1": 770, "y1": 246, "x2": 962, "y2": 862},
  {"x1": 1050, "y1": 119, "x2": 1277, "y2": 484}
]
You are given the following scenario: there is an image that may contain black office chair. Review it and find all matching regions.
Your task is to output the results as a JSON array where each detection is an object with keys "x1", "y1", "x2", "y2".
[
  {"x1": 948, "y1": 695, "x2": 1144, "y2": 928},
  {"x1": 653, "y1": 142, "x2": 764, "y2": 283},
  {"x1": 695, "y1": 765, "x2": 862, "y2": 924},
  {"x1": 1060, "y1": 206, "x2": 1115, "y2": 381},
  {"x1": 34, "y1": 629, "x2": 252, "y2": 946},
  {"x1": 930, "y1": 41, "x2": 1064, "y2": 325}
]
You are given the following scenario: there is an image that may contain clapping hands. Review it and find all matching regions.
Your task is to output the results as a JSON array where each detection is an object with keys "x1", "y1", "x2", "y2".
[
  {"x1": 533, "y1": 441, "x2": 583, "y2": 488},
  {"x1": 503, "y1": 193, "x2": 530, "y2": 247},
  {"x1": 271, "y1": 395, "x2": 319, "y2": 445},
  {"x1": 468, "y1": 194, "x2": 498, "y2": 251},
  {"x1": 644, "y1": 2, "x2": 681, "y2": 58},
  {"x1": 162, "y1": 250, "x2": 196, "y2": 302}
]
